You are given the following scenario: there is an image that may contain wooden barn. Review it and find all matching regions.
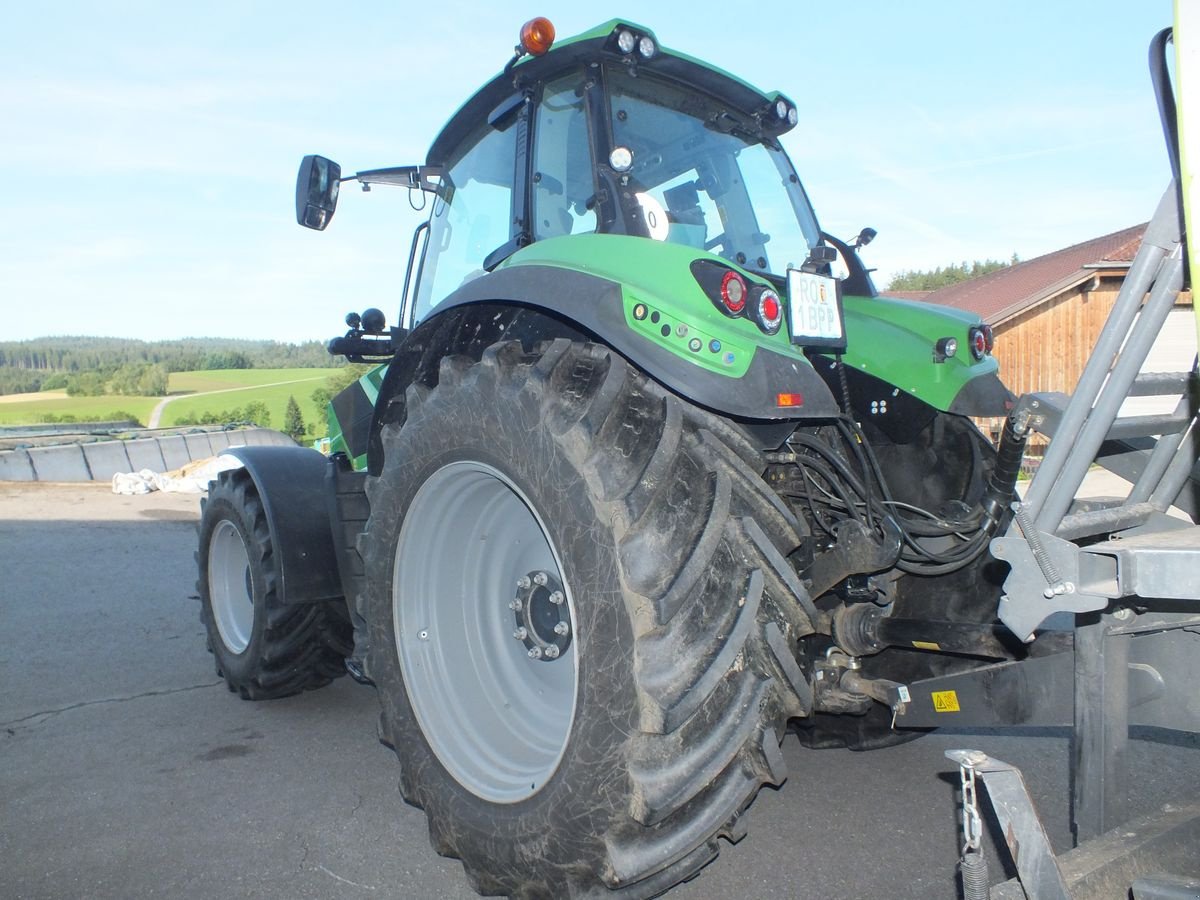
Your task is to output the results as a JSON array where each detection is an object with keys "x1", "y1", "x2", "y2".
[{"x1": 890, "y1": 224, "x2": 1196, "y2": 442}]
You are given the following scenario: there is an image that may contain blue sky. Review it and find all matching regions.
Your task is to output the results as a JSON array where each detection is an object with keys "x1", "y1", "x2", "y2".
[{"x1": 1, "y1": 1, "x2": 1176, "y2": 343}]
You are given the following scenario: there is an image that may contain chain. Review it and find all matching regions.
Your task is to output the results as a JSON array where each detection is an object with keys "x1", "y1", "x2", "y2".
[{"x1": 959, "y1": 760, "x2": 983, "y2": 854}]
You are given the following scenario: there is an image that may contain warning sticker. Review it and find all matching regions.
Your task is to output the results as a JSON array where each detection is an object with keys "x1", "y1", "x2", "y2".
[{"x1": 931, "y1": 690, "x2": 961, "y2": 713}]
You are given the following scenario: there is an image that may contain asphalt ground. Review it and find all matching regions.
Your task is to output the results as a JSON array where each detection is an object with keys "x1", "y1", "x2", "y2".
[{"x1": 2, "y1": 482, "x2": 1198, "y2": 900}]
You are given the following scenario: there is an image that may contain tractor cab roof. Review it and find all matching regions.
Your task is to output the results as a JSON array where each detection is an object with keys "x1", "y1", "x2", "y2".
[{"x1": 427, "y1": 19, "x2": 797, "y2": 166}]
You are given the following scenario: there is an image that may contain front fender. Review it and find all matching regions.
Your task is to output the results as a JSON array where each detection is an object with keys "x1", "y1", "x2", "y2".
[{"x1": 219, "y1": 445, "x2": 342, "y2": 604}]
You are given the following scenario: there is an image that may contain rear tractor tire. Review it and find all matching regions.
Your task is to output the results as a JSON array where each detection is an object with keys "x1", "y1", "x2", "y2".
[
  {"x1": 197, "y1": 468, "x2": 352, "y2": 700},
  {"x1": 360, "y1": 339, "x2": 817, "y2": 899}
]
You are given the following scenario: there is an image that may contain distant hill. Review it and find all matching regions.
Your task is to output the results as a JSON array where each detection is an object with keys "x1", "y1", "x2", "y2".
[{"x1": 0, "y1": 336, "x2": 342, "y2": 396}]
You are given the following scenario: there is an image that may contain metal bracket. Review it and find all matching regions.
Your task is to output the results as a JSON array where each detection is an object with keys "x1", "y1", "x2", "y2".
[{"x1": 992, "y1": 530, "x2": 1109, "y2": 641}]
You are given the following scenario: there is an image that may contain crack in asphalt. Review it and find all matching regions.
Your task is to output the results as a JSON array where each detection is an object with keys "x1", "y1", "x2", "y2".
[{"x1": 1, "y1": 680, "x2": 224, "y2": 730}]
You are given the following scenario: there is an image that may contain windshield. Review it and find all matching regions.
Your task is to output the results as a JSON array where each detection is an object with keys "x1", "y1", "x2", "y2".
[{"x1": 607, "y1": 66, "x2": 820, "y2": 277}]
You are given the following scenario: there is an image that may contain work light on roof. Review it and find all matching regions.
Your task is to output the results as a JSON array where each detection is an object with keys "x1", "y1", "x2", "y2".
[
  {"x1": 617, "y1": 29, "x2": 637, "y2": 53},
  {"x1": 638, "y1": 35, "x2": 656, "y2": 58},
  {"x1": 775, "y1": 99, "x2": 788, "y2": 120}
]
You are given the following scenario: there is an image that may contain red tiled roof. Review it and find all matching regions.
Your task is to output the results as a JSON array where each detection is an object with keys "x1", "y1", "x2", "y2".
[{"x1": 891, "y1": 223, "x2": 1146, "y2": 324}]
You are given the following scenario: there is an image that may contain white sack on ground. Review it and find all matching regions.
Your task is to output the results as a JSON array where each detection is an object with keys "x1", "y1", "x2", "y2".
[{"x1": 112, "y1": 455, "x2": 243, "y2": 495}]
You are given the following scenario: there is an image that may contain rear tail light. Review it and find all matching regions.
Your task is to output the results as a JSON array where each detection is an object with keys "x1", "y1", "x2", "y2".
[
  {"x1": 752, "y1": 287, "x2": 783, "y2": 335},
  {"x1": 981, "y1": 324, "x2": 994, "y2": 352},
  {"x1": 968, "y1": 326, "x2": 988, "y2": 360},
  {"x1": 691, "y1": 260, "x2": 782, "y2": 335},
  {"x1": 720, "y1": 271, "x2": 747, "y2": 313}
]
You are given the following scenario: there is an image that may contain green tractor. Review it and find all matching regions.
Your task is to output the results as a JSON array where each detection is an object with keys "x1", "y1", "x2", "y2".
[{"x1": 197, "y1": 17, "x2": 1021, "y2": 899}]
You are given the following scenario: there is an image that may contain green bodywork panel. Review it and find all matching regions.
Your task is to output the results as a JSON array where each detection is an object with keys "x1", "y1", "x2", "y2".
[
  {"x1": 326, "y1": 364, "x2": 386, "y2": 470},
  {"x1": 502, "y1": 233, "x2": 999, "y2": 412}
]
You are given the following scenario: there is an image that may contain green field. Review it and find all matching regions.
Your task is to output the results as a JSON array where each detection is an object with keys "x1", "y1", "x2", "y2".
[
  {"x1": 168, "y1": 368, "x2": 338, "y2": 393},
  {"x1": 0, "y1": 367, "x2": 341, "y2": 434},
  {"x1": 159, "y1": 369, "x2": 338, "y2": 432},
  {"x1": 0, "y1": 393, "x2": 160, "y2": 425}
]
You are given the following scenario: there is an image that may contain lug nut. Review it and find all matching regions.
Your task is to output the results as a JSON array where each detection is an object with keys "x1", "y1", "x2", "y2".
[
  {"x1": 509, "y1": 599, "x2": 523, "y2": 611},
  {"x1": 544, "y1": 645, "x2": 560, "y2": 659},
  {"x1": 513, "y1": 627, "x2": 527, "y2": 641},
  {"x1": 533, "y1": 572, "x2": 549, "y2": 586},
  {"x1": 549, "y1": 591, "x2": 564, "y2": 605},
  {"x1": 553, "y1": 622, "x2": 570, "y2": 636},
  {"x1": 517, "y1": 575, "x2": 531, "y2": 590},
  {"x1": 528, "y1": 647, "x2": 543, "y2": 659}
]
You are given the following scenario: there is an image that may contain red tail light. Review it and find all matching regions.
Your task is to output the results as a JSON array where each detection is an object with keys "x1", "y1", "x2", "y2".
[
  {"x1": 968, "y1": 326, "x2": 988, "y2": 360},
  {"x1": 753, "y1": 287, "x2": 783, "y2": 335}
]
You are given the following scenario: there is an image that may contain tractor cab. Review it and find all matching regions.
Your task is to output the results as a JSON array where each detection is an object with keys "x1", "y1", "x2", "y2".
[
  {"x1": 299, "y1": 19, "x2": 876, "y2": 334},
  {"x1": 409, "y1": 19, "x2": 834, "y2": 325}
]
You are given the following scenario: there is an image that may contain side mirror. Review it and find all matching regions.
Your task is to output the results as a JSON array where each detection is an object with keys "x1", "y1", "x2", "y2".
[{"x1": 296, "y1": 155, "x2": 342, "y2": 230}]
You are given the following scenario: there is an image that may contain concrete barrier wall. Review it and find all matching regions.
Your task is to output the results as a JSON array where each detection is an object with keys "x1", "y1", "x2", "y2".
[{"x1": 0, "y1": 428, "x2": 295, "y2": 483}]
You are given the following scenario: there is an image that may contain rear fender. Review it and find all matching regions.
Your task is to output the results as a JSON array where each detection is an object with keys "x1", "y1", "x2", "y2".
[{"x1": 403, "y1": 261, "x2": 841, "y2": 419}]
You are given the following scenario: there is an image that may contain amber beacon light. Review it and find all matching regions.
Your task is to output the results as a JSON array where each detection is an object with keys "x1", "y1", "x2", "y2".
[{"x1": 520, "y1": 17, "x2": 556, "y2": 56}]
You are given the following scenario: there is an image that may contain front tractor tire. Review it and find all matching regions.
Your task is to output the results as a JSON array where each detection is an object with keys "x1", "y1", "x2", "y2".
[
  {"x1": 360, "y1": 340, "x2": 816, "y2": 899},
  {"x1": 197, "y1": 468, "x2": 352, "y2": 699}
]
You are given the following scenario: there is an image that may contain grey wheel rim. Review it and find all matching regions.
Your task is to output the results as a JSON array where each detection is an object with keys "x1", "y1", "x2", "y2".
[
  {"x1": 393, "y1": 460, "x2": 579, "y2": 804},
  {"x1": 208, "y1": 519, "x2": 254, "y2": 654}
]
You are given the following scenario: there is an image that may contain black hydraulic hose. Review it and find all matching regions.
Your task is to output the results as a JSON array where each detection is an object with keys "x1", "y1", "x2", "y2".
[
  {"x1": 793, "y1": 454, "x2": 866, "y2": 528},
  {"x1": 833, "y1": 417, "x2": 878, "y2": 532},
  {"x1": 980, "y1": 415, "x2": 1028, "y2": 529},
  {"x1": 784, "y1": 412, "x2": 1021, "y2": 576}
]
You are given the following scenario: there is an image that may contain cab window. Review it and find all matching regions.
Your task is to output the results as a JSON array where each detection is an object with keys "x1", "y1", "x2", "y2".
[
  {"x1": 413, "y1": 121, "x2": 517, "y2": 323},
  {"x1": 532, "y1": 74, "x2": 597, "y2": 240}
]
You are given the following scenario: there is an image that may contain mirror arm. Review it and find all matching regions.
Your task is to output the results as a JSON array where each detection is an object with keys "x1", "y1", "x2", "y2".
[{"x1": 348, "y1": 165, "x2": 446, "y2": 194}]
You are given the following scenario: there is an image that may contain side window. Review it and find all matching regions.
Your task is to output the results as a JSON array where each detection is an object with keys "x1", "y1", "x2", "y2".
[
  {"x1": 532, "y1": 75, "x2": 596, "y2": 240},
  {"x1": 413, "y1": 123, "x2": 517, "y2": 323}
]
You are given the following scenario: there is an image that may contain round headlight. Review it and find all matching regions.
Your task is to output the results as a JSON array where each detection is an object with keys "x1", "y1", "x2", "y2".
[
  {"x1": 787, "y1": 107, "x2": 798, "y2": 126},
  {"x1": 638, "y1": 36, "x2": 656, "y2": 58},
  {"x1": 775, "y1": 99, "x2": 788, "y2": 120},
  {"x1": 617, "y1": 29, "x2": 636, "y2": 54}
]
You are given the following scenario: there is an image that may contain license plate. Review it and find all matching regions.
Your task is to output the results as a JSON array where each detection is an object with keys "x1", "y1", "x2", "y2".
[{"x1": 787, "y1": 269, "x2": 845, "y2": 349}]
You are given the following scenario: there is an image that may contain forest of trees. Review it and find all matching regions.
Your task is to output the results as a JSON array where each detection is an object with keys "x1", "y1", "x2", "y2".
[
  {"x1": 886, "y1": 255, "x2": 1019, "y2": 292},
  {"x1": 0, "y1": 337, "x2": 339, "y2": 396}
]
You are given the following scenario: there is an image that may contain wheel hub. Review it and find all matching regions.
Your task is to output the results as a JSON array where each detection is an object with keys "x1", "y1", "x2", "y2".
[{"x1": 510, "y1": 570, "x2": 572, "y2": 660}]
